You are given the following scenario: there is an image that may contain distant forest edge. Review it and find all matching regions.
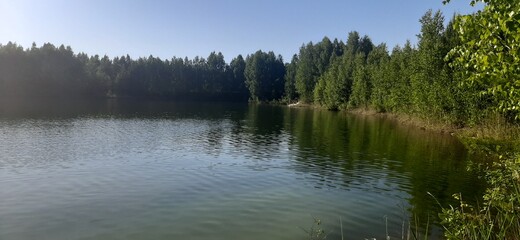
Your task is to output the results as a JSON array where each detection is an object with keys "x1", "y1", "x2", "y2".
[{"x1": 1, "y1": 4, "x2": 519, "y2": 124}]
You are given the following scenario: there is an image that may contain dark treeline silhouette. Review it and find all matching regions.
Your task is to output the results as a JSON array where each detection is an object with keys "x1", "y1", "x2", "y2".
[
  {"x1": 0, "y1": 7, "x2": 517, "y2": 124},
  {"x1": 0, "y1": 43, "x2": 250, "y2": 101}
]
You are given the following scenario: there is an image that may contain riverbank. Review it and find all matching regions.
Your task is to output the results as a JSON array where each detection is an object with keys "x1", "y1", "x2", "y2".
[
  {"x1": 345, "y1": 107, "x2": 520, "y2": 239},
  {"x1": 347, "y1": 108, "x2": 458, "y2": 134},
  {"x1": 287, "y1": 104, "x2": 520, "y2": 155},
  {"x1": 287, "y1": 102, "x2": 520, "y2": 239}
]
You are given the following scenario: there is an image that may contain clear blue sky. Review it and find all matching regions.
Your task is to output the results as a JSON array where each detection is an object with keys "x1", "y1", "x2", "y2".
[{"x1": 0, "y1": 0, "x2": 481, "y2": 62}]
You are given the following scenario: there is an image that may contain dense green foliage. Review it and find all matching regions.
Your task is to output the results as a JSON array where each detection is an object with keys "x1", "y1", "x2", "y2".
[
  {"x1": 1, "y1": 1, "x2": 517, "y2": 122},
  {"x1": 441, "y1": 155, "x2": 520, "y2": 240},
  {"x1": 0, "y1": 43, "x2": 103, "y2": 98},
  {"x1": 244, "y1": 51, "x2": 285, "y2": 102},
  {"x1": 446, "y1": 0, "x2": 520, "y2": 120},
  {"x1": 284, "y1": 54, "x2": 299, "y2": 102},
  {"x1": 0, "y1": 43, "x2": 275, "y2": 102},
  {"x1": 1, "y1": 2, "x2": 518, "y2": 123},
  {"x1": 294, "y1": 37, "x2": 344, "y2": 103},
  {"x1": 439, "y1": 1, "x2": 520, "y2": 239},
  {"x1": 313, "y1": 32, "x2": 372, "y2": 110},
  {"x1": 304, "y1": 11, "x2": 490, "y2": 125}
]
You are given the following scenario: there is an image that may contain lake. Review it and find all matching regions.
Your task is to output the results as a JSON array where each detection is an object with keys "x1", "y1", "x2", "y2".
[{"x1": 0, "y1": 100, "x2": 485, "y2": 240}]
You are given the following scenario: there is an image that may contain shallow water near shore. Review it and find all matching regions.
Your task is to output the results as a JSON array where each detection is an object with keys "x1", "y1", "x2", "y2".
[{"x1": 0, "y1": 100, "x2": 485, "y2": 240}]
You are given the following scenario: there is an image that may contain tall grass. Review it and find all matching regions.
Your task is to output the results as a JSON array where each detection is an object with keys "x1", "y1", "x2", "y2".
[
  {"x1": 303, "y1": 215, "x2": 432, "y2": 240},
  {"x1": 439, "y1": 155, "x2": 520, "y2": 240},
  {"x1": 438, "y1": 114, "x2": 520, "y2": 239},
  {"x1": 302, "y1": 217, "x2": 328, "y2": 240},
  {"x1": 457, "y1": 114, "x2": 520, "y2": 157}
]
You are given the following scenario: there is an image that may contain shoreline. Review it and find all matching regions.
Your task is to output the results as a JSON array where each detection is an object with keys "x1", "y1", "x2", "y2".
[
  {"x1": 286, "y1": 103, "x2": 520, "y2": 154},
  {"x1": 347, "y1": 108, "x2": 458, "y2": 135}
]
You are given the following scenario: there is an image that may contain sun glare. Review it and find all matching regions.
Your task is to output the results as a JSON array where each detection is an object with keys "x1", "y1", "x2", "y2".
[{"x1": 0, "y1": 1, "x2": 25, "y2": 44}]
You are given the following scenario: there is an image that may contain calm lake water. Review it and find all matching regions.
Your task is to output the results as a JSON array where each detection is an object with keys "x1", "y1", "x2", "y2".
[{"x1": 0, "y1": 100, "x2": 485, "y2": 240}]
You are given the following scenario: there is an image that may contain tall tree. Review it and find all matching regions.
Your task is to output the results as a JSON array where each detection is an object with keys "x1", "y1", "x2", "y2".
[
  {"x1": 411, "y1": 10, "x2": 449, "y2": 117},
  {"x1": 244, "y1": 50, "x2": 285, "y2": 102},
  {"x1": 284, "y1": 54, "x2": 299, "y2": 101},
  {"x1": 295, "y1": 42, "x2": 317, "y2": 102},
  {"x1": 367, "y1": 44, "x2": 391, "y2": 111},
  {"x1": 229, "y1": 54, "x2": 248, "y2": 99},
  {"x1": 446, "y1": 0, "x2": 520, "y2": 120}
]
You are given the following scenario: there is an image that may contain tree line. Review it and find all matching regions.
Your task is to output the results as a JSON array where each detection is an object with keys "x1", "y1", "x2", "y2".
[
  {"x1": 297, "y1": 11, "x2": 475, "y2": 124},
  {"x1": 1, "y1": 2, "x2": 518, "y2": 124},
  {"x1": 0, "y1": 43, "x2": 253, "y2": 101},
  {"x1": 0, "y1": 41, "x2": 292, "y2": 103}
]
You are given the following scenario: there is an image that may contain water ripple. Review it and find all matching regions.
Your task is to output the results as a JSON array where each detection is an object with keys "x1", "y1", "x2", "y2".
[{"x1": 0, "y1": 103, "x2": 483, "y2": 240}]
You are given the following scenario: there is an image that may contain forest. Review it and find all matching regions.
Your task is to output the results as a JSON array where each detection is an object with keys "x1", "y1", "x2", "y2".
[
  {"x1": 1, "y1": 4, "x2": 518, "y2": 125},
  {"x1": 1, "y1": 10, "x2": 518, "y2": 127},
  {"x1": 1, "y1": 1, "x2": 519, "y2": 238}
]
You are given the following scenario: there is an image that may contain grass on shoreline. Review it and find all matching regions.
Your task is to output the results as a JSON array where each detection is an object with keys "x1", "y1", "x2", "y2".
[
  {"x1": 352, "y1": 109, "x2": 520, "y2": 240},
  {"x1": 342, "y1": 108, "x2": 520, "y2": 154}
]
